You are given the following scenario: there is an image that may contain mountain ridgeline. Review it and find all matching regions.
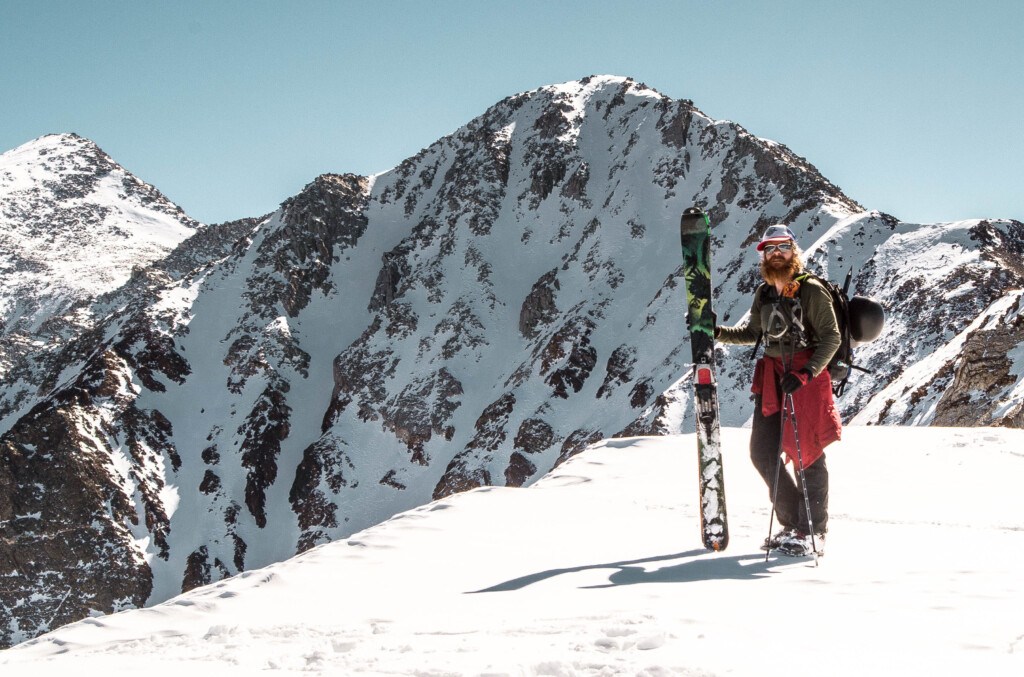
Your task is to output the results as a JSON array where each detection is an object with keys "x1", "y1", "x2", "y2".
[{"x1": 1, "y1": 76, "x2": 1021, "y2": 647}]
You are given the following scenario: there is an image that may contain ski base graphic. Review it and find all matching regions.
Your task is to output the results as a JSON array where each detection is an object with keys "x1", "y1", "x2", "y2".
[{"x1": 679, "y1": 206, "x2": 729, "y2": 551}]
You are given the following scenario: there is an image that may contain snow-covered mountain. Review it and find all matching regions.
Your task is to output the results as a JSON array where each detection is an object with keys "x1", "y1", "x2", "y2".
[
  {"x1": 0, "y1": 133, "x2": 198, "y2": 307},
  {"x1": 2, "y1": 427, "x2": 1022, "y2": 675},
  {"x1": 1, "y1": 76, "x2": 1022, "y2": 648},
  {"x1": 0, "y1": 133, "x2": 205, "y2": 428}
]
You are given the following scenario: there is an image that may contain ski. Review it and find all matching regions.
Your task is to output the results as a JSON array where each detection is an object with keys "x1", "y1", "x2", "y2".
[{"x1": 679, "y1": 206, "x2": 729, "y2": 551}]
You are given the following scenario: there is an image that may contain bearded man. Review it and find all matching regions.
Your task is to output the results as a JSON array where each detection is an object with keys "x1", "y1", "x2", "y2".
[{"x1": 715, "y1": 225, "x2": 841, "y2": 556}]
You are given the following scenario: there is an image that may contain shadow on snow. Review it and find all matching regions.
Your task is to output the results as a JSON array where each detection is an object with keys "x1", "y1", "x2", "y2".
[{"x1": 469, "y1": 549, "x2": 799, "y2": 593}]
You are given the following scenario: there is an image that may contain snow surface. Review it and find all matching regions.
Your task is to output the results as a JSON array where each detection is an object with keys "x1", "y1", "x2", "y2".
[{"x1": 2, "y1": 426, "x2": 1021, "y2": 676}]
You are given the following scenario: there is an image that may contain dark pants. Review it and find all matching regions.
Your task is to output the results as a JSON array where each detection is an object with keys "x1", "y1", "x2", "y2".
[{"x1": 750, "y1": 394, "x2": 829, "y2": 534}]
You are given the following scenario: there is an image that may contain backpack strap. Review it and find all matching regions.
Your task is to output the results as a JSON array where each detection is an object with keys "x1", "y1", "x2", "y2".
[
  {"x1": 751, "y1": 280, "x2": 808, "y2": 358},
  {"x1": 750, "y1": 283, "x2": 770, "y2": 360}
]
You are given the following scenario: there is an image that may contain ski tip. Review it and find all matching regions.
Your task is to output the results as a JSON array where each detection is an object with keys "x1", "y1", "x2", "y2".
[
  {"x1": 680, "y1": 206, "x2": 710, "y2": 229},
  {"x1": 704, "y1": 537, "x2": 729, "y2": 552}
]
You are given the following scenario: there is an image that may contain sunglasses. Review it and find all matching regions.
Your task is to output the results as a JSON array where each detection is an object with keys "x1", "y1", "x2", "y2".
[{"x1": 762, "y1": 242, "x2": 794, "y2": 255}]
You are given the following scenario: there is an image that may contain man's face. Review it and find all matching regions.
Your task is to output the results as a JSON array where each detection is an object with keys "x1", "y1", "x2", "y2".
[{"x1": 762, "y1": 241, "x2": 794, "y2": 267}]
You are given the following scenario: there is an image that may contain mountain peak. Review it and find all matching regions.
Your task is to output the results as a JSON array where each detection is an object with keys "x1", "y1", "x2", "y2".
[
  {"x1": 519, "y1": 74, "x2": 669, "y2": 119},
  {"x1": 0, "y1": 130, "x2": 200, "y2": 338},
  {"x1": 3, "y1": 132, "x2": 113, "y2": 170},
  {"x1": 1, "y1": 131, "x2": 198, "y2": 228},
  {"x1": 545, "y1": 74, "x2": 663, "y2": 97},
  {"x1": 3, "y1": 133, "x2": 111, "y2": 186}
]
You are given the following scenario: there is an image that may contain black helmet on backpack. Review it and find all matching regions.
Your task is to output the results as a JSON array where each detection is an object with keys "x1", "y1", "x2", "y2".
[{"x1": 848, "y1": 296, "x2": 885, "y2": 344}]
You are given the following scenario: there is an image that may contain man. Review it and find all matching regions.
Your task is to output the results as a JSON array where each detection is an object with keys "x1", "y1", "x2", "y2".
[{"x1": 716, "y1": 225, "x2": 842, "y2": 556}]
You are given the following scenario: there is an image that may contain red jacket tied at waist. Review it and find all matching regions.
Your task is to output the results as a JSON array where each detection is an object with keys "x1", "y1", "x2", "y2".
[{"x1": 751, "y1": 349, "x2": 841, "y2": 467}]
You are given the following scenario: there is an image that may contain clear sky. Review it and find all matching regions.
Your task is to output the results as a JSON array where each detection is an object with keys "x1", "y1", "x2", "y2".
[{"x1": 2, "y1": 0, "x2": 1020, "y2": 225}]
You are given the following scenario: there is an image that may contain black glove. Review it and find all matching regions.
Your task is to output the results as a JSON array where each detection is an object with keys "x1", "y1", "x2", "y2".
[{"x1": 780, "y1": 368, "x2": 813, "y2": 394}]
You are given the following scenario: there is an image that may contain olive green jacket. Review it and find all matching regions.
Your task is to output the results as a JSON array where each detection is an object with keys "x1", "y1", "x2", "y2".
[{"x1": 717, "y1": 275, "x2": 841, "y2": 377}]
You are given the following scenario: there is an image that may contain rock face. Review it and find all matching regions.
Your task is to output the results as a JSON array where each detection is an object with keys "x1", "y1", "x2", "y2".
[
  {"x1": 0, "y1": 133, "x2": 203, "y2": 643},
  {"x1": 1, "y1": 77, "x2": 1022, "y2": 647},
  {"x1": 816, "y1": 218, "x2": 1024, "y2": 427}
]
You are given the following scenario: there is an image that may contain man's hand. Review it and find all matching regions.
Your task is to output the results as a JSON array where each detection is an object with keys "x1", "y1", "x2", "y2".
[{"x1": 780, "y1": 369, "x2": 813, "y2": 394}]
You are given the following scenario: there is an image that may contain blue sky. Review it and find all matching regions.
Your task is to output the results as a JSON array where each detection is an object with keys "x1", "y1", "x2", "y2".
[{"x1": 2, "y1": 0, "x2": 1020, "y2": 225}]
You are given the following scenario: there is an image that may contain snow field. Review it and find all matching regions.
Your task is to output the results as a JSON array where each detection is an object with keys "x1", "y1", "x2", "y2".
[{"x1": 2, "y1": 426, "x2": 1021, "y2": 676}]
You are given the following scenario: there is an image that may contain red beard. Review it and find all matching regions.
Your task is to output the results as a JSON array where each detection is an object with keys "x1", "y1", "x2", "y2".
[{"x1": 760, "y1": 254, "x2": 801, "y2": 286}]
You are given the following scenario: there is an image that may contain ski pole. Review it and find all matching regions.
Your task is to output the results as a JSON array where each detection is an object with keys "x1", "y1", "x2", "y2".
[
  {"x1": 784, "y1": 391, "x2": 819, "y2": 566},
  {"x1": 764, "y1": 301, "x2": 794, "y2": 562},
  {"x1": 764, "y1": 440, "x2": 785, "y2": 563},
  {"x1": 764, "y1": 360, "x2": 787, "y2": 563}
]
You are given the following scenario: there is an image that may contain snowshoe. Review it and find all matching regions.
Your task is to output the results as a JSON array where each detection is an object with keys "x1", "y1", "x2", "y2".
[
  {"x1": 760, "y1": 527, "x2": 797, "y2": 551},
  {"x1": 776, "y1": 531, "x2": 825, "y2": 557}
]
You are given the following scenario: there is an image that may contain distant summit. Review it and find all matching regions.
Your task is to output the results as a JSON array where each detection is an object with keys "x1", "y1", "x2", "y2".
[
  {"x1": 0, "y1": 132, "x2": 199, "y2": 300},
  {"x1": 0, "y1": 131, "x2": 201, "y2": 431}
]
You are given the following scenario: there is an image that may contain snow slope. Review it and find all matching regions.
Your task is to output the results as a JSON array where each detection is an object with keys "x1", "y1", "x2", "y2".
[{"x1": 3, "y1": 426, "x2": 1021, "y2": 676}]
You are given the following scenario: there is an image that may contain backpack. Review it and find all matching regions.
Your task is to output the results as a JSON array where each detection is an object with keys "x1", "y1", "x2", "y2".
[{"x1": 755, "y1": 268, "x2": 885, "y2": 396}]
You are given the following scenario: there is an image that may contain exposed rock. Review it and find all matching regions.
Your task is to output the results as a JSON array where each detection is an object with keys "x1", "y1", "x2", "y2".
[
  {"x1": 466, "y1": 393, "x2": 517, "y2": 453},
  {"x1": 369, "y1": 244, "x2": 413, "y2": 313},
  {"x1": 431, "y1": 393, "x2": 517, "y2": 499},
  {"x1": 271, "y1": 174, "x2": 371, "y2": 317},
  {"x1": 380, "y1": 369, "x2": 464, "y2": 464},
  {"x1": 239, "y1": 384, "x2": 291, "y2": 529},
  {"x1": 513, "y1": 418, "x2": 557, "y2": 454},
  {"x1": 560, "y1": 162, "x2": 590, "y2": 203},
  {"x1": 541, "y1": 319, "x2": 598, "y2": 399},
  {"x1": 379, "y1": 469, "x2": 407, "y2": 490},
  {"x1": 597, "y1": 345, "x2": 637, "y2": 398},
  {"x1": 932, "y1": 293, "x2": 1024, "y2": 426},
  {"x1": 504, "y1": 452, "x2": 536, "y2": 487},
  {"x1": 290, "y1": 434, "x2": 353, "y2": 552},
  {"x1": 556, "y1": 428, "x2": 605, "y2": 466},
  {"x1": 0, "y1": 408, "x2": 153, "y2": 647},
  {"x1": 519, "y1": 270, "x2": 560, "y2": 338}
]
